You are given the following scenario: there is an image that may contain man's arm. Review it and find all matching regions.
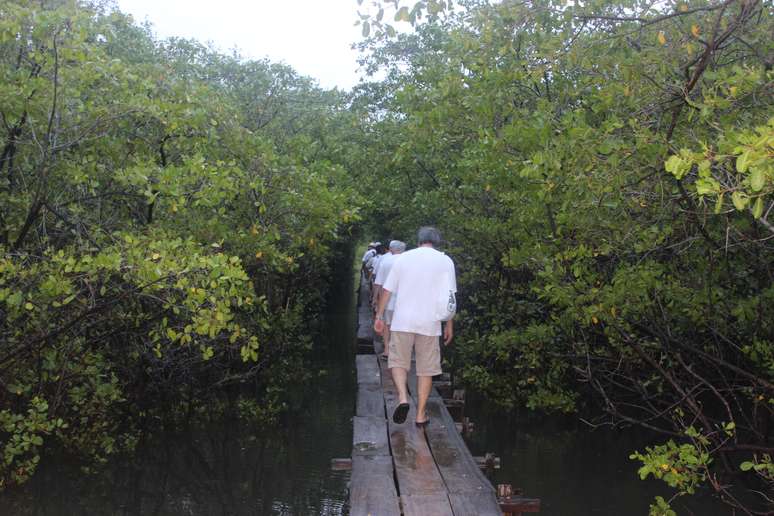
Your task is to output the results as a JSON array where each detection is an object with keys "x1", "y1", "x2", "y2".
[
  {"x1": 444, "y1": 257, "x2": 456, "y2": 345},
  {"x1": 373, "y1": 289, "x2": 392, "y2": 335},
  {"x1": 372, "y1": 284, "x2": 383, "y2": 309},
  {"x1": 443, "y1": 318, "x2": 454, "y2": 346}
]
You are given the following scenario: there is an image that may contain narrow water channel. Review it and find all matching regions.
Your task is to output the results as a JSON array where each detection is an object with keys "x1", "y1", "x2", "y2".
[
  {"x1": 465, "y1": 399, "x2": 728, "y2": 515},
  {"x1": 2, "y1": 253, "x2": 728, "y2": 515},
  {"x1": 2, "y1": 258, "x2": 358, "y2": 516}
]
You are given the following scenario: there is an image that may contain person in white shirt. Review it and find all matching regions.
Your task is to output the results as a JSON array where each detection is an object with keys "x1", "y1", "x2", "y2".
[
  {"x1": 374, "y1": 227, "x2": 456, "y2": 426},
  {"x1": 370, "y1": 244, "x2": 390, "y2": 305},
  {"x1": 361, "y1": 243, "x2": 378, "y2": 278},
  {"x1": 372, "y1": 240, "x2": 406, "y2": 359},
  {"x1": 365, "y1": 243, "x2": 386, "y2": 284}
]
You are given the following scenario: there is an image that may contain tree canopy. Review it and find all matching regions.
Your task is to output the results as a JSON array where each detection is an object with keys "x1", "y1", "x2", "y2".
[
  {"x1": 1, "y1": 0, "x2": 772, "y2": 513},
  {"x1": 352, "y1": 0, "x2": 773, "y2": 513},
  {"x1": 0, "y1": 0, "x2": 361, "y2": 490}
]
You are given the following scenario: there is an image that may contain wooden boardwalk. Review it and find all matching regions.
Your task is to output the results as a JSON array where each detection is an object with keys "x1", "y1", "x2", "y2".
[{"x1": 350, "y1": 278, "x2": 503, "y2": 516}]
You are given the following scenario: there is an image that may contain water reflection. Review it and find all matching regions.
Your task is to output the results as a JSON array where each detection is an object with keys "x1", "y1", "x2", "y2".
[
  {"x1": 465, "y1": 398, "x2": 729, "y2": 515},
  {"x1": 3, "y1": 259, "x2": 357, "y2": 516},
  {"x1": 2, "y1": 256, "x2": 733, "y2": 516},
  {"x1": 6, "y1": 377, "x2": 353, "y2": 515}
]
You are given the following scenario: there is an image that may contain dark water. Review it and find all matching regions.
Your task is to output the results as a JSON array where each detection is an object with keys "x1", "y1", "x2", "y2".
[
  {"x1": 2, "y1": 258, "x2": 730, "y2": 515},
  {"x1": 465, "y1": 399, "x2": 730, "y2": 515},
  {"x1": 2, "y1": 265, "x2": 358, "y2": 516}
]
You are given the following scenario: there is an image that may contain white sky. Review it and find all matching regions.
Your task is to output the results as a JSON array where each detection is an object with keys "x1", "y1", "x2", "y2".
[{"x1": 115, "y1": 0, "x2": 367, "y2": 90}]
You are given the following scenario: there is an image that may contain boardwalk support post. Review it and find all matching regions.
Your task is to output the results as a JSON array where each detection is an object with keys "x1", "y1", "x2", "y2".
[
  {"x1": 474, "y1": 453, "x2": 501, "y2": 470},
  {"x1": 498, "y1": 483, "x2": 541, "y2": 516},
  {"x1": 330, "y1": 458, "x2": 352, "y2": 471}
]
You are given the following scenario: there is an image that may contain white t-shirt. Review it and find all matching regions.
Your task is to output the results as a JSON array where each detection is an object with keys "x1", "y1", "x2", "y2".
[
  {"x1": 366, "y1": 253, "x2": 381, "y2": 272},
  {"x1": 372, "y1": 254, "x2": 383, "y2": 276},
  {"x1": 362, "y1": 248, "x2": 376, "y2": 264},
  {"x1": 382, "y1": 246, "x2": 457, "y2": 336},
  {"x1": 374, "y1": 252, "x2": 399, "y2": 310}
]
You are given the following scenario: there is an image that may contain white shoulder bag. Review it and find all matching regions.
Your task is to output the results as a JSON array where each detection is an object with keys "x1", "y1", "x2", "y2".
[{"x1": 435, "y1": 270, "x2": 457, "y2": 322}]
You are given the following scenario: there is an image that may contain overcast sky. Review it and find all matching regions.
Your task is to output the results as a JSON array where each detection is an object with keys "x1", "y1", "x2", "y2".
[{"x1": 115, "y1": 0, "x2": 367, "y2": 90}]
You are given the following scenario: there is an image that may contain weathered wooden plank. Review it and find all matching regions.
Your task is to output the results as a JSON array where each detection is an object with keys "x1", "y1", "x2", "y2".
[
  {"x1": 356, "y1": 282, "x2": 374, "y2": 342},
  {"x1": 358, "y1": 305, "x2": 372, "y2": 322},
  {"x1": 447, "y1": 491, "x2": 502, "y2": 516},
  {"x1": 424, "y1": 398, "x2": 495, "y2": 493},
  {"x1": 423, "y1": 399, "x2": 501, "y2": 516},
  {"x1": 349, "y1": 455, "x2": 401, "y2": 516},
  {"x1": 352, "y1": 416, "x2": 390, "y2": 456},
  {"x1": 498, "y1": 496, "x2": 541, "y2": 513},
  {"x1": 357, "y1": 342, "x2": 375, "y2": 355},
  {"x1": 373, "y1": 334, "x2": 385, "y2": 356},
  {"x1": 400, "y1": 493, "x2": 454, "y2": 516},
  {"x1": 356, "y1": 382, "x2": 384, "y2": 417},
  {"x1": 352, "y1": 282, "x2": 503, "y2": 516},
  {"x1": 381, "y1": 350, "x2": 457, "y2": 506},
  {"x1": 356, "y1": 354, "x2": 380, "y2": 385},
  {"x1": 384, "y1": 391, "x2": 449, "y2": 497},
  {"x1": 408, "y1": 364, "x2": 501, "y2": 515}
]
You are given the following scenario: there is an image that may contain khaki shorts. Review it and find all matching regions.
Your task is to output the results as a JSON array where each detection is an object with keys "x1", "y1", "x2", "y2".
[
  {"x1": 388, "y1": 331, "x2": 441, "y2": 377},
  {"x1": 384, "y1": 309, "x2": 394, "y2": 326}
]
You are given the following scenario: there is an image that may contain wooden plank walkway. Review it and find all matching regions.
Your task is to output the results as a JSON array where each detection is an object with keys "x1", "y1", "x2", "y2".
[{"x1": 349, "y1": 277, "x2": 502, "y2": 516}]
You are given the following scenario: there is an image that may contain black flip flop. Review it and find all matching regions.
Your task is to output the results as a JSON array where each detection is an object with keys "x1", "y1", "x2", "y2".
[{"x1": 392, "y1": 402, "x2": 410, "y2": 424}]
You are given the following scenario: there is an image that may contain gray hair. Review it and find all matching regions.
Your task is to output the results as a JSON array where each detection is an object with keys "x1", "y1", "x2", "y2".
[
  {"x1": 417, "y1": 226, "x2": 441, "y2": 246},
  {"x1": 389, "y1": 240, "x2": 406, "y2": 252}
]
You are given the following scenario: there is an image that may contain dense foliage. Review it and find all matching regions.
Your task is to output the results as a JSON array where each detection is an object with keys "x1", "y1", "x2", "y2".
[
  {"x1": 353, "y1": 0, "x2": 773, "y2": 513},
  {"x1": 2, "y1": 0, "x2": 772, "y2": 513},
  {"x1": 0, "y1": 0, "x2": 361, "y2": 490}
]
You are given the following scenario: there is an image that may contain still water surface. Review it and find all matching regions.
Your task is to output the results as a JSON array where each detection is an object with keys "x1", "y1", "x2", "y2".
[{"x1": 2, "y1": 264, "x2": 728, "y2": 515}]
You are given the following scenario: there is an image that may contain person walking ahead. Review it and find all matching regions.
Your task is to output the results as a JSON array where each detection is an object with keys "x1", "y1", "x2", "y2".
[
  {"x1": 373, "y1": 240, "x2": 407, "y2": 360},
  {"x1": 374, "y1": 227, "x2": 456, "y2": 426}
]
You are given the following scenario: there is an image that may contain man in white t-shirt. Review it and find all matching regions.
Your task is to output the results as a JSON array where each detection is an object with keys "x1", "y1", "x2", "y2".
[
  {"x1": 374, "y1": 227, "x2": 456, "y2": 426},
  {"x1": 373, "y1": 240, "x2": 407, "y2": 359},
  {"x1": 360, "y1": 243, "x2": 377, "y2": 281},
  {"x1": 361, "y1": 243, "x2": 376, "y2": 264}
]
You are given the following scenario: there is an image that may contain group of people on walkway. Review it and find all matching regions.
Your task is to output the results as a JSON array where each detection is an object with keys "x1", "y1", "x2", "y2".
[{"x1": 361, "y1": 227, "x2": 457, "y2": 428}]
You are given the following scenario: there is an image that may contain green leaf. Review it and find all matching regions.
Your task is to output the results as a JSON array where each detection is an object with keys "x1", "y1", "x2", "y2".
[
  {"x1": 714, "y1": 193, "x2": 724, "y2": 214},
  {"x1": 362, "y1": 21, "x2": 370, "y2": 37},
  {"x1": 695, "y1": 178, "x2": 719, "y2": 196},
  {"x1": 732, "y1": 191, "x2": 749, "y2": 211},
  {"x1": 737, "y1": 150, "x2": 751, "y2": 173},
  {"x1": 697, "y1": 160, "x2": 711, "y2": 178},
  {"x1": 740, "y1": 461, "x2": 755, "y2": 471},
  {"x1": 749, "y1": 167, "x2": 766, "y2": 192},
  {"x1": 752, "y1": 196, "x2": 764, "y2": 219},
  {"x1": 665, "y1": 154, "x2": 690, "y2": 179}
]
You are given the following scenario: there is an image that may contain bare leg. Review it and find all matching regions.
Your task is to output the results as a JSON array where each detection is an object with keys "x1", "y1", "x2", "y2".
[
  {"x1": 391, "y1": 367, "x2": 409, "y2": 404},
  {"x1": 416, "y1": 376, "x2": 432, "y2": 422}
]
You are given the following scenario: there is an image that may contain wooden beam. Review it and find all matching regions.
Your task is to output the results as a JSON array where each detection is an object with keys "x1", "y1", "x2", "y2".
[
  {"x1": 356, "y1": 354, "x2": 380, "y2": 385},
  {"x1": 474, "y1": 453, "x2": 501, "y2": 470},
  {"x1": 356, "y1": 381, "x2": 385, "y2": 417},
  {"x1": 330, "y1": 457, "x2": 351, "y2": 470},
  {"x1": 499, "y1": 496, "x2": 542, "y2": 514},
  {"x1": 349, "y1": 455, "x2": 401, "y2": 516}
]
